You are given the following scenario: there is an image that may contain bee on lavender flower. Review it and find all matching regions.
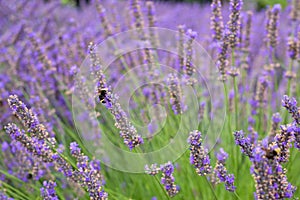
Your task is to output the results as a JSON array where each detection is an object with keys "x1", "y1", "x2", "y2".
[
  {"x1": 26, "y1": 173, "x2": 33, "y2": 180},
  {"x1": 98, "y1": 88, "x2": 110, "y2": 104},
  {"x1": 262, "y1": 147, "x2": 281, "y2": 160}
]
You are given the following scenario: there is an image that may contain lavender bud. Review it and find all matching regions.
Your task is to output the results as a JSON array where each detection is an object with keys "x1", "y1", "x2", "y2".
[
  {"x1": 290, "y1": 0, "x2": 300, "y2": 21},
  {"x1": 282, "y1": 95, "x2": 300, "y2": 125},
  {"x1": 293, "y1": 125, "x2": 300, "y2": 149},
  {"x1": 243, "y1": 11, "x2": 253, "y2": 51},
  {"x1": 7, "y1": 95, "x2": 51, "y2": 142},
  {"x1": 160, "y1": 162, "x2": 179, "y2": 197},
  {"x1": 214, "y1": 148, "x2": 236, "y2": 192},
  {"x1": 255, "y1": 76, "x2": 269, "y2": 108},
  {"x1": 266, "y1": 4, "x2": 281, "y2": 49},
  {"x1": 102, "y1": 91, "x2": 143, "y2": 150},
  {"x1": 287, "y1": 37, "x2": 298, "y2": 60},
  {"x1": 274, "y1": 124, "x2": 295, "y2": 163},
  {"x1": 70, "y1": 142, "x2": 108, "y2": 200},
  {"x1": 96, "y1": 2, "x2": 113, "y2": 37},
  {"x1": 227, "y1": 0, "x2": 243, "y2": 48},
  {"x1": 268, "y1": 113, "x2": 281, "y2": 142},
  {"x1": 234, "y1": 130, "x2": 253, "y2": 157},
  {"x1": 130, "y1": 0, "x2": 146, "y2": 40},
  {"x1": 216, "y1": 34, "x2": 230, "y2": 82},
  {"x1": 251, "y1": 145, "x2": 296, "y2": 199},
  {"x1": 145, "y1": 163, "x2": 160, "y2": 176},
  {"x1": 198, "y1": 102, "x2": 205, "y2": 121},
  {"x1": 146, "y1": 1, "x2": 159, "y2": 48},
  {"x1": 40, "y1": 180, "x2": 58, "y2": 200},
  {"x1": 210, "y1": 0, "x2": 224, "y2": 42},
  {"x1": 187, "y1": 130, "x2": 212, "y2": 176},
  {"x1": 184, "y1": 29, "x2": 197, "y2": 77},
  {"x1": 177, "y1": 25, "x2": 186, "y2": 73},
  {"x1": 4, "y1": 123, "x2": 53, "y2": 163},
  {"x1": 167, "y1": 73, "x2": 185, "y2": 115}
]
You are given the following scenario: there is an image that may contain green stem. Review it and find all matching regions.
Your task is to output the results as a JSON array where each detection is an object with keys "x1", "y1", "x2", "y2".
[
  {"x1": 154, "y1": 175, "x2": 170, "y2": 200},
  {"x1": 204, "y1": 177, "x2": 218, "y2": 200},
  {"x1": 287, "y1": 60, "x2": 294, "y2": 97},
  {"x1": 234, "y1": 191, "x2": 242, "y2": 200},
  {"x1": 0, "y1": 181, "x2": 30, "y2": 200},
  {"x1": 223, "y1": 83, "x2": 231, "y2": 133},
  {"x1": 233, "y1": 77, "x2": 239, "y2": 130},
  {"x1": 231, "y1": 49, "x2": 239, "y2": 130},
  {"x1": 284, "y1": 60, "x2": 294, "y2": 124}
]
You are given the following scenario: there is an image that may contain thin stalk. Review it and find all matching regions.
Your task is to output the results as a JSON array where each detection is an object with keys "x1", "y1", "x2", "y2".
[
  {"x1": 284, "y1": 60, "x2": 294, "y2": 123},
  {"x1": 287, "y1": 59, "x2": 294, "y2": 97},
  {"x1": 234, "y1": 191, "x2": 242, "y2": 200},
  {"x1": 233, "y1": 77, "x2": 239, "y2": 130},
  {"x1": 231, "y1": 49, "x2": 239, "y2": 130},
  {"x1": 223, "y1": 82, "x2": 231, "y2": 133},
  {"x1": 204, "y1": 176, "x2": 218, "y2": 200},
  {"x1": 0, "y1": 181, "x2": 30, "y2": 200},
  {"x1": 154, "y1": 175, "x2": 170, "y2": 200}
]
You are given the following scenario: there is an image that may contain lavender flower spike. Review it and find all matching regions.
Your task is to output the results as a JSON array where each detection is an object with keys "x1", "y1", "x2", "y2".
[
  {"x1": 227, "y1": 0, "x2": 243, "y2": 48},
  {"x1": 269, "y1": 113, "x2": 281, "y2": 141},
  {"x1": 145, "y1": 163, "x2": 160, "y2": 176},
  {"x1": 146, "y1": 1, "x2": 159, "y2": 48},
  {"x1": 4, "y1": 123, "x2": 76, "y2": 180},
  {"x1": 293, "y1": 125, "x2": 300, "y2": 149},
  {"x1": 103, "y1": 91, "x2": 144, "y2": 150},
  {"x1": 160, "y1": 162, "x2": 179, "y2": 197},
  {"x1": 130, "y1": 0, "x2": 146, "y2": 40},
  {"x1": 214, "y1": 148, "x2": 236, "y2": 192},
  {"x1": 177, "y1": 25, "x2": 186, "y2": 73},
  {"x1": 250, "y1": 145, "x2": 296, "y2": 199},
  {"x1": 184, "y1": 29, "x2": 197, "y2": 77},
  {"x1": 70, "y1": 142, "x2": 108, "y2": 200},
  {"x1": 274, "y1": 124, "x2": 294, "y2": 163},
  {"x1": 234, "y1": 130, "x2": 253, "y2": 157},
  {"x1": 216, "y1": 34, "x2": 229, "y2": 82},
  {"x1": 0, "y1": 192, "x2": 13, "y2": 200},
  {"x1": 282, "y1": 95, "x2": 300, "y2": 125},
  {"x1": 266, "y1": 4, "x2": 281, "y2": 49},
  {"x1": 210, "y1": 0, "x2": 224, "y2": 42},
  {"x1": 187, "y1": 130, "x2": 212, "y2": 176},
  {"x1": 167, "y1": 73, "x2": 185, "y2": 115},
  {"x1": 7, "y1": 95, "x2": 51, "y2": 141},
  {"x1": 96, "y1": 2, "x2": 113, "y2": 37},
  {"x1": 40, "y1": 180, "x2": 58, "y2": 200}
]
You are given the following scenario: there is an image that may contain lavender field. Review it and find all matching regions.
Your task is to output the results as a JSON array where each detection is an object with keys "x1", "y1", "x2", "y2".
[{"x1": 0, "y1": 0, "x2": 300, "y2": 199}]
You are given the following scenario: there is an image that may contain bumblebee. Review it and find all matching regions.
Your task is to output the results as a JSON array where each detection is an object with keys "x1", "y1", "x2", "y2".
[
  {"x1": 99, "y1": 88, "x2": 110, "y2": 104},
  {"x1": 262, "y1": 147, "x2": 281, "y2": 160},
  {"x1": 26, "y1": 173, "x2": 33, "y2": 180}
]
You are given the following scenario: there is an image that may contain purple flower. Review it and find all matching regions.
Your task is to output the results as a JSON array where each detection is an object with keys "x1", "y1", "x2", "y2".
[
  {"x1": 187, "y1": 130, "x2": 212, "y2": 176},
  {"x1": 40, "y1": 180, "x2": 58, "y2": 200},
  {"x1": 213, "y1": 148, "x2": 236, "y2": 192},
  {"x1": 272, "y1": 112, "x2": 282, "y2": 124},
  {"x1": 234, "y1": 130, "x2": 253, "y2": 157},
  {"x1": 145, "y1": 163, "x2": 160, "y2": 176},
  {"x1": 282, "y1": 95, "x2": 300, "y2": 125},
  {"x1": 167, "y1": 73, "x2": 185, "y2": 115},
  {"x1": 160, "y1": 162, "x2": 179, "y2": 197},
  {"x1": 227, "y1": 0, "x2": 243, "y2": 48},
  {"x1": 250, "y1": 144, "x2": 296, "y2": 199},
  {"x1": 69, "y1": 142, "x2": 107, "y2": 199},
  {"x1": 210, "y1": 0, "x2": 224, "y2": 42},
  {"x1": 0, "y1": 192, "x2": 14, "y2": 200},
  {"x1": 216, "y1": 148, "x2": 228, "y2": 162},
  {"x1": 265, "y1": 4, "x2": 281, "y2": 49}
]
